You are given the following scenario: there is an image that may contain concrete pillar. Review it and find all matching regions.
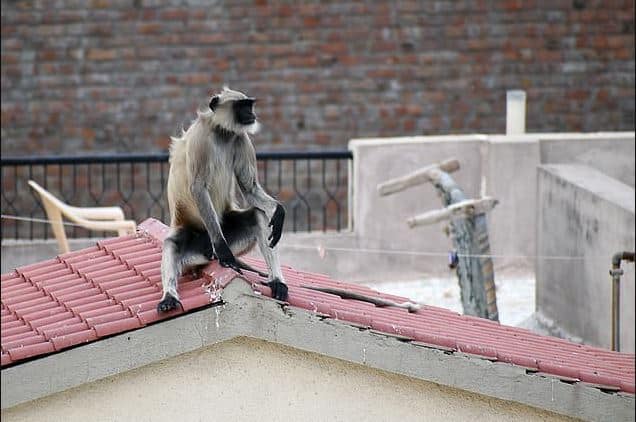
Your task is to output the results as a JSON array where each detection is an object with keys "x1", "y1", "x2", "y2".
[{"x1": 506, "y1": 90, "x2": 526, "y2": 135}]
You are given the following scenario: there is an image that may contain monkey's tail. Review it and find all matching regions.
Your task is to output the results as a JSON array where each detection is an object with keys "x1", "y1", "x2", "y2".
[{"x1": 235, "y1": 258, "x2": 269, "y2": 278}]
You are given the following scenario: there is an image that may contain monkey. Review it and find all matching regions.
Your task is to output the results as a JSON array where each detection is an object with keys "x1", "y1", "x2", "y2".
[{"x1": 157, "y1": 87, "x2": 288, "y2": 313}]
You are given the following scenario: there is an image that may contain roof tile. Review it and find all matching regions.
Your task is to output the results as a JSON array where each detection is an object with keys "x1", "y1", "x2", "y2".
[
  {"x1": 7, "y1": 341, "x2": 55, "y2": 361},
  {"x1": 1, "y1": 218, "x2": 634, "y2": 397}
]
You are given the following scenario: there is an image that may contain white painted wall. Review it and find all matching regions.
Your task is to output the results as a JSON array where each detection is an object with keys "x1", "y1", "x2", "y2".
[{"x1": 1, "y1": 337, "x2": 573, "y2": 422}]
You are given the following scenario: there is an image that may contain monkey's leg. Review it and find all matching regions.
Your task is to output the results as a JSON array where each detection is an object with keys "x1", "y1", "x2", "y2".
[
  {"x1": 158, "y1": 227, "x2": 210, "y2": 313},
  {"x1": 254, "y1": 210, "x2": 288, "y2": 301},
  {"x1": 158, "y1": 231, "x2": 184, "y2": 312},
  {"x1": 221, "y1": 208, "x2": 288, "y2": 301}
]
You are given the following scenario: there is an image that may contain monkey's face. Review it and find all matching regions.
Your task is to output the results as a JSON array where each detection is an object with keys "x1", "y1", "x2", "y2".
[
  {"x1": 233, "y1": 98, "x2": 257, "y2": 126},
  {"x1": 209, "y1": 88, "x2": 260, "y2": 134}
]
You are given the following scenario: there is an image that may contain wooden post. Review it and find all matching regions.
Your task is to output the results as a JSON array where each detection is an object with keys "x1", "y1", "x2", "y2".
[{"x1": 378, "y1": 160, "x2": 499, "y2": 321}]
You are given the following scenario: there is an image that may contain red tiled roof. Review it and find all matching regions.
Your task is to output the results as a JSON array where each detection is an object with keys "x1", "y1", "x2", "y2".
[{"x1": 1, "y1": 218, "x2": 634, "y2": 394}]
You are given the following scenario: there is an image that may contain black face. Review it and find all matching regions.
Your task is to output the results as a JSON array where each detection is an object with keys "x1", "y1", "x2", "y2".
[{"x1": 233, "y1": 98, "x2": 256, "y2": 125}]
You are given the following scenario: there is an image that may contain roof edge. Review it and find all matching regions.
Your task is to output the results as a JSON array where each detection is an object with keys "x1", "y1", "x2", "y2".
[{"x1": 2, "y1": 278, "x2": 633, "y2": 420}]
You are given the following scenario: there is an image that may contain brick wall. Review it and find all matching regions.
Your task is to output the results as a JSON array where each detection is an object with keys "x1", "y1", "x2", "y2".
[{"x1": 1, "y1": 1, "x2": 634, "y2": 156}]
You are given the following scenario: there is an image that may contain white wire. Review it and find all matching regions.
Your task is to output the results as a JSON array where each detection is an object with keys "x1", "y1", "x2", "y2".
[
  {"x1": 1, "y1": 214, "x2": 89, "y2": 228},
  {"x1": 1, "y1": 214, "x2": 626, "y2": 262},
  {"x1": 280, "y1": 243, "x2": 605, "y2": 261}
]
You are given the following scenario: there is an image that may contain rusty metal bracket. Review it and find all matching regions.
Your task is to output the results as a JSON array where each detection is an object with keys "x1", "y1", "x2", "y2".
[{"x1": 610, "y1": 251, "x2": 635, "y2": 351}]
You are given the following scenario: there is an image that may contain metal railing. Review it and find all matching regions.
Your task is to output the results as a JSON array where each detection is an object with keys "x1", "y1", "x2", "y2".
[{"x1": 1, "y1": 150, "x2": 352, "y2": 241}]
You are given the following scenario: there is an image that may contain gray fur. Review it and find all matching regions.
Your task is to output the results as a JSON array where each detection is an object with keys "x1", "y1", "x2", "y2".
[{"x1": 158, "y1": 88, "x2": 287, "y2": 311}]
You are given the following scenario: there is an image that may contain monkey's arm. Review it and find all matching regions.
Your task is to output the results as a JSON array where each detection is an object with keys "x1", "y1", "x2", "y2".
[
  {"x1": 187, "y1": 142, "x2": 242, "y2": 273},
  {"x1": 234, "y1": 136, "x2": 285, "y2": 248}
]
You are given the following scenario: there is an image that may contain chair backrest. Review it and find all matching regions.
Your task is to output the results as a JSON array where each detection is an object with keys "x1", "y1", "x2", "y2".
[{"x1": 28, "y1": 180, "x2": 136, "y2": 253}]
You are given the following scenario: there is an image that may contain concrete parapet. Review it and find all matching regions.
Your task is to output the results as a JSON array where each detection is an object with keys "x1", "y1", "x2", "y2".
[{"x1": 536, "y1": 164, "x2": 635, "y2": 351}]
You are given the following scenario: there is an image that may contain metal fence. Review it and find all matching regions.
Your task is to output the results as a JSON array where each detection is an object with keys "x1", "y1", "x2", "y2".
[{"x1": 1, "y1": 150, "x2": 352, "y2": 241}]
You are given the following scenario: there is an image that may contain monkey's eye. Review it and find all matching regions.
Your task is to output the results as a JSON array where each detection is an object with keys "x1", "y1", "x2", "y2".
[{"x1": 209, "y1": 96, "x2": 220, "y2": 111}]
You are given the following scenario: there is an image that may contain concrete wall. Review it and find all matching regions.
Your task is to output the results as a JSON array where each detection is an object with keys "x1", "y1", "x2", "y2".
[
  {"x1": 539, "y1": 132, "x2": 636, "y2": 187},
  {"x1": 1, "y1": 337, "x2": 573, "y2": 422},
  {"x1": 536, "y1": 164, "x2": 635, "y2": 351}
]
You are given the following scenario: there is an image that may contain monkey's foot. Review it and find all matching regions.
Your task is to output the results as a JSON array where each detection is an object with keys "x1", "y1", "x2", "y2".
[
  {"x1": 268, "y1": 279, "x2": 288, "y2": 301},
  {"x1": 157, "y1": 294, "x2": 182, "y2": 313}
]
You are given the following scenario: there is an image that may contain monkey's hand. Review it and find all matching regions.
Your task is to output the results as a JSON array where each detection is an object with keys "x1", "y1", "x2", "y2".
[
  {"x1": 268, "y1": 203, "x2": 285, "y2": 248},
  {"x1": 213, "y1": 240, "x2": 243, "y2": 274}
]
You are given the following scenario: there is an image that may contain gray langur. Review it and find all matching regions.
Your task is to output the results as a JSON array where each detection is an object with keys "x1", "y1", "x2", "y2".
[{"x1": 157, "y1": 87, "x2": 287, "y2": 312}]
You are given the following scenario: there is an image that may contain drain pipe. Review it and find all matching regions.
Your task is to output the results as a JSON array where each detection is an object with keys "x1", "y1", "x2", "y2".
[{"x1": 610, "y1": 251, "x2": 635, "y2": 351}]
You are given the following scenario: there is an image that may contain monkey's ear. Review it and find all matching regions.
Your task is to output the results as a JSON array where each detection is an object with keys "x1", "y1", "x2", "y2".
[{"x1": 209, "y1": 96, "x2": 220, "y2": 111}]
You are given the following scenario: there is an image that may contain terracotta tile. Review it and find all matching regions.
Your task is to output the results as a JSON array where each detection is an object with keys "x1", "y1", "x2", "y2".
[
  {"x1": 58, "y1": 246, "x2": 100, "y2": 261},
  {"x1": 138, "y1": 218, "x2": 172, "y2": 242},
  {"x1": 138, "y1": 267, "x2": 161, "y2": 279},
  {"x1": 2, "y1": 290, "x2": 47, "y2": 305},
  {"x1": 181, "y1": 294, "x2": 216, "y2": 311},
  {"x1": 131, "y1": 261, "x2": 162, "y2": 274},
  {"x1": 50, "y1": 329, "x2": 98, "y2": 351},
  {"x1": 86, "y1": 265, "x2": 134, "y2": 282},
  {"x1": 2, "y1": 319, "x2": 27, "y2": 330},
  {"x1": 35, "y1": 273, "x2": 83, "y2": 290},
  {"x1": 46, "y1": 282, "x2": 92, "y2": 298},
  {"x1": 456, "y1": 342, "x2": 498, "y2": 359},
  {"x1": 119, "y1": 292, "x2": 163, "y2": 308},
  {"x1": 86, "y1": 311, "x2": 133, "y2": 327},
  {"x1": 29, "y1": 311, "x2": 77, "y2": 329},
  {"x1": 20, "y1": 306, "x2": 67, "y2": 322},
  {"x1": 2, "y1": 334, "x2": 47, "y2": 351},
  {"x1": 1, "y1": 283, "x2": 38, "y2": 296},
  {"x1": 1, "y1": 314, "x2": 18, "y2": 324},
  {"x1": 110, "y1": 286, "x2": 158, "y2": 302},
  {"x1": 78, "y1": 304, "x2": 125, "y2": 320},
  {"x1": 1, "y1": 271, "x2": 21, "y2": 282},
  {"x1": 98, "y1": 237, "x2": 147, "y2": 254},
  {"x1": 14, "y1": 258, "x2": 60, "y2": 274},
  {"x1": 94, "y1": 274, "x2": 145, "y2": 291},
  {"x1": 29, "y1": 268, "x2": 74, "y2": 284},
  {"x1": 7, "y1": 341, "x2": 55, "y2": 361},
  {"x1": 620, "y1": 381, "x2": 635, "y2": 394},
  {"x1": 93, "y1": 317, "x2": 142, "y2": 337},
  {"x1": 40, "y1": 321, "x2": 90, "y2": 339},
  {"x1": 67, "y1": 298, "x2": 116, "y2": 315},
  {"x1": 412, "y1": 330, "x2": 458, "y2": 350},
  {"x1": 74, "y1": 260, "x2": 122, "y2": 275},
  {"x1": 127, "y1": 299, "x2": 161, "y2": 315},
  {"x1": 61, "y1": 249, "x2": 108, "y2": 265},
  {"x1": 1, "y1": 353, "x2": 13, "y2": 365},
  {"x1": 120, "y1": 252, "x2": 163, "y2": 267},
  {"x1": 1, "y1": 276, "x2": 25, "y2": 289},
  {"x1": 19, "y1": 263, "x2": 69, "y2": 279},
  {"x1": 110, "y1": 243, "x2": 155, "y2": 259},
  {"x1": 102, "y1": 280, "x2": 151, "y2": 296},
  {"x1": 52, "y1": 287, "x2": 102, "y2": 303},
  {"x1": 64, "y1": 293, "x2": 109, "y2": 309},
  {"x1": 96, "y1": 235, "x2": 137, "y2": 248},
  {"x1": 136, "y1": 309, "x2": 172, "y2": 325},
  {"x1": 2, "y1": 330, "x2": 38, "y2": 344}
]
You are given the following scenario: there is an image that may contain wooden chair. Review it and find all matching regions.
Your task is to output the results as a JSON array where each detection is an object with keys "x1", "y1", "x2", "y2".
[{"x1": 28, "y1": 180, "x2": 137, "y2": 254}]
